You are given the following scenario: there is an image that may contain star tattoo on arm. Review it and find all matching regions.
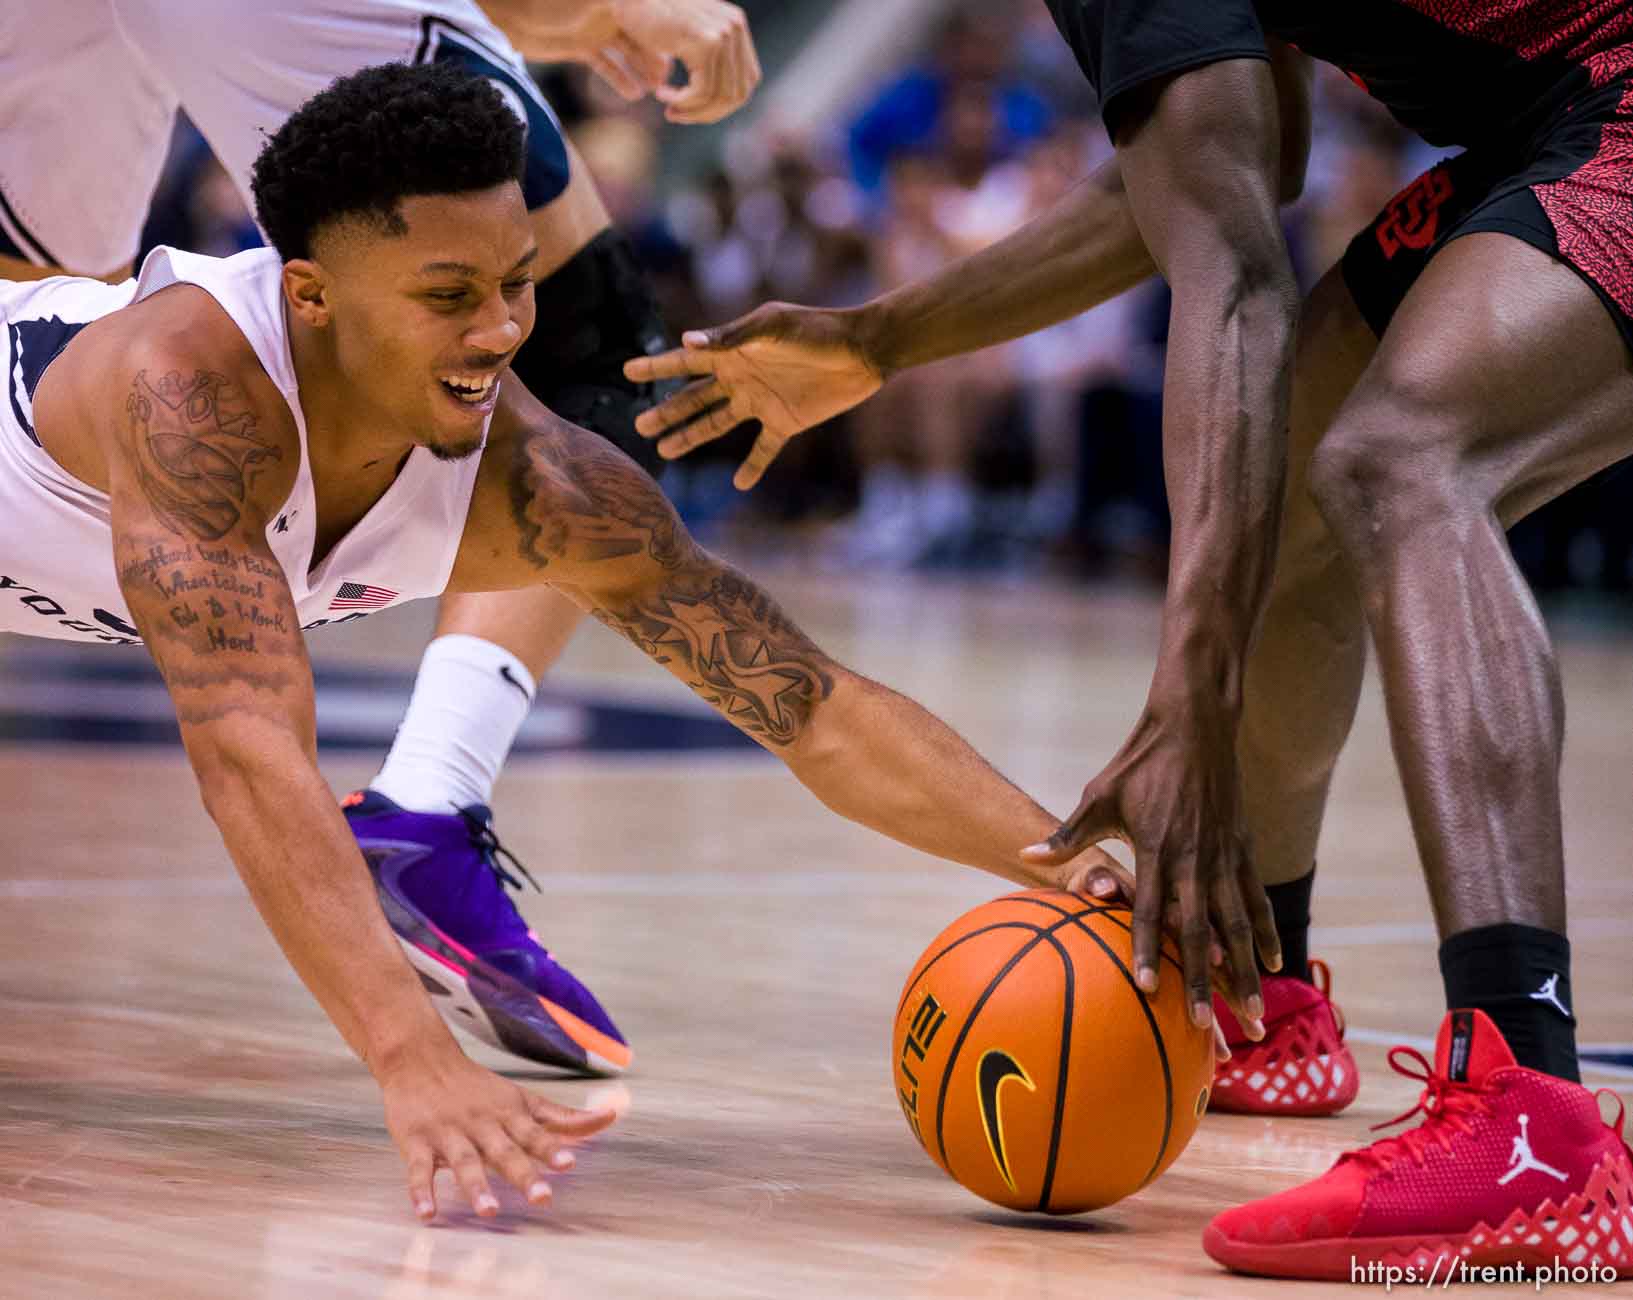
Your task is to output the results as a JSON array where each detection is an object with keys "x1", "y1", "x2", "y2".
[
  {"x1": 507, "y1": 417, "x2": 835, "y2": 747},
  {"x1": 590, "y1": 571, "x2": 834, "y2": 746}
]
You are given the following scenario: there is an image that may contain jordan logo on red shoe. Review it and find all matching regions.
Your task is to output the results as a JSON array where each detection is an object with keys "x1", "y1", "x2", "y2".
[
  {"x1": 1497, "y1": 1114, "x2": 1568, "y2": 1186},
  {"x1": 1528, "y1": 973, "x2": 1571, "y2": 1018}
]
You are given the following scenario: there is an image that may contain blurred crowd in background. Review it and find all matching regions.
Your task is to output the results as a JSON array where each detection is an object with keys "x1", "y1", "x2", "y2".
[{"x1": 137, "y1": 0, "x2": 1633, "y2": 594}]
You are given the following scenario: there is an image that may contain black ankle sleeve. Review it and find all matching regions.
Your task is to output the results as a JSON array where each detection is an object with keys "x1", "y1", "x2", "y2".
[
  {"x1": 1439, "y1": 923, "x2": 1579, "y2": 1082},
  {"x1": 1262, "y1": 865, "x2": 1315, "y2": 982}
]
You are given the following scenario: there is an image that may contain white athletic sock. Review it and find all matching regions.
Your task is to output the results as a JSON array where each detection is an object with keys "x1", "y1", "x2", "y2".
[{"x1": 370, "y1": 634, "x2": 536, "y2": 813}]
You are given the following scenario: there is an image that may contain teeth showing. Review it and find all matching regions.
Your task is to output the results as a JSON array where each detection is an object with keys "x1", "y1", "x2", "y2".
[{"x1": 442, "y1": 373, "x2": 497, "y2": 403}]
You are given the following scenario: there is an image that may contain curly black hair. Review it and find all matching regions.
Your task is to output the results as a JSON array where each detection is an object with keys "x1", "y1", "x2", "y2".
[{"x1": 250, "y1": 61, "x2": 526, "y2": 261}]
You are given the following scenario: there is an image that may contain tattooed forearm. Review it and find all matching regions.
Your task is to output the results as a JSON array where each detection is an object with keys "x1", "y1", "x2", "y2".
[
  {"x1": 591, "y1": 565, "x2": 835, "y2": 746},
  {"x1": 501, "y1": 419, "x2": 833, "y2": 745},
  {"x1": 508, "y1": 424, "x2": 685, "y2": 570},
  {"x1": 126, "y1": 369, "x2": 282, "y2": 541}
]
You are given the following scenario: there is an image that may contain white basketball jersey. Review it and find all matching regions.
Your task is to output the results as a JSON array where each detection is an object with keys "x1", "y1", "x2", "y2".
[
  {"x1": 0, "y1": 0, "x2": 543, "y2": 276},
  {"x1": 0, "y1": 246, "x2": 484, "y2": 644}
]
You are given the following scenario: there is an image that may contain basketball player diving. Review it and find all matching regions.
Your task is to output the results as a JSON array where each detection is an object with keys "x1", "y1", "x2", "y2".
[
  {"x1": 0, "y1": 62, "x2": 1158, "y2": 1224},
  {"x1": 626, "y1": 0, "x2": 1633, "y2": 1279},
  {"x1": 1, "y1": 0, "x2": 761, "y2": 1082}
]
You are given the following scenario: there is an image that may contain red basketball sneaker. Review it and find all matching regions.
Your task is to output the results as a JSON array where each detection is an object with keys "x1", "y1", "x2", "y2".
[
  {"x1": 1203, "y1": 1009, "x2": 1633, "y2": 1281},
  {"x1": 1210, "y1": 958, "x2": 1359, "y2": 1116}
]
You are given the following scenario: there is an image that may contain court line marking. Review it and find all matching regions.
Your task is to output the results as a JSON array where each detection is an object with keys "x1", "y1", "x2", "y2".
[
  {"x1": 0, "y1": 679, "x2": 590, "y2": 744},
  {"x1": 1315, "y1": 918, "x2": 1633, "y2": 942},
  {"x1": 9, "y1": 865, "x2": 1632, "y2": 1082},
  {"x1": 13, "y1": 1136, "x2": 92, "y2": 1192},
  {"x1": 7, "y1": 873, "x2": 1633, "y2": 924},
  {"x1": 0, "y1": 870, "x2": 991, "y2": 901}
]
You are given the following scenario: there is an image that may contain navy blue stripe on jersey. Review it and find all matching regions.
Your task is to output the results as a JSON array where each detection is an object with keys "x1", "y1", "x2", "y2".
[
  {"x1": 7, "y1": 317, "x2": 91, "y2": 447},
  {"x1": 0, "y1": 214, "x2": 29, "y2": 265},
  {"x1": 412, "y1": 16, "x2": 571, "y2": 211}
]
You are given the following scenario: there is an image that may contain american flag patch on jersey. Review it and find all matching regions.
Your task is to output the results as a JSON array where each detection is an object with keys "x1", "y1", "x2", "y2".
[{"x1": 330, "y1": 582, "x2": 398, "y2": 610}]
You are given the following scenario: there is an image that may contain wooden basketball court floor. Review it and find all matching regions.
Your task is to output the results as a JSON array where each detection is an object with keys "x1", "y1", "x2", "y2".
[{"x1": 1, "y1": 570, "x2": 1628, "y2": 1298}]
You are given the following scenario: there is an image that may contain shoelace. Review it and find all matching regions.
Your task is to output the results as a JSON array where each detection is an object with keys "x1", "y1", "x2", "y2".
[
  {"x1": 1344, "y1": 1046, "x2": 1496, "y2": 1172},
  {"x1": 454, "y1": 806, "x2": 543, "y2": 895},
  {"x1": 1308, "y1": 958, "x2": 1347, "y2": 1039}
]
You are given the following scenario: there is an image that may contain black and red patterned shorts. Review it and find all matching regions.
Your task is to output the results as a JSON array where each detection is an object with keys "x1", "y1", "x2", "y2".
[{"x1": 1343, "y1": 65, "x2": 1633, "y2": 353}]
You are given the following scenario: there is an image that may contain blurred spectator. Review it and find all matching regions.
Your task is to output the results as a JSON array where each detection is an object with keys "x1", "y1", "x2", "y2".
[
  {"x1": 1005, "y1": 127, "x2": 1161, "y2": 552},
  {"x1": 836, "y1": 107, "x2": 1166, "y2": 571},
  {"x1": 932, "y1": 84, "x2": 1034, "y2": 252},
  {"x1": 676, "y1": 145, "x2": 870, "y2": 323},
  {"x1": 185, "y1": 158, "x2": 265, "y2": 257},
  {"x1": 837, "y1": 152, "x2": 1012, "y2": 569},
  {"x1": 138, "y1": 116, "x2": 262, "y2": 265},
  {"x1": 1010, "y1": 5, "x2": 1099, "y2": 118},
  {"x1": 1288, "y1": 65, "x2": 1420, "y2": 283},
  {"x1": 120, "y1": 10, "x2": 1633, "y2": 597},
  {"x1": 846, "y1": 10, "x2": 1053, "y2": 203}
]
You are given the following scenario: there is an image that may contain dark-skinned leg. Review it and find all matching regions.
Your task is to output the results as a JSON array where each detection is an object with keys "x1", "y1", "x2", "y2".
[
  {"x1": 1308, "y1": 232, "x2": 1633, "y2": 1079},
  {"x1": 1238, "y1": 264, "x2": 1378, "y2": 982}
]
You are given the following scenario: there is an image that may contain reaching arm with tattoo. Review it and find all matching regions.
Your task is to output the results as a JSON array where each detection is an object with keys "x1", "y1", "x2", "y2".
[
  {"x1": 469, "y1": 393, "x2": 1108, "y2": 884},
  {"x1": 110, "y1": 361, "x2": 444, "y2": 1071},
  {"x1": 104, "y1": 337, "x2": 610, "y2": 1222}
]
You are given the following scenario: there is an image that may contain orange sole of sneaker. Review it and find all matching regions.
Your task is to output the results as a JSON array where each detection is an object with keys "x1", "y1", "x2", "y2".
[{"x1": 537, "y1": 991, "x2": 634, "y2": 1073}]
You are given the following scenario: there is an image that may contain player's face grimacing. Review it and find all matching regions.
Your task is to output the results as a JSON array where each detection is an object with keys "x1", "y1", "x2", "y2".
[{"x1": 301, "y1": 182, "x2": 537, "y2": 459}]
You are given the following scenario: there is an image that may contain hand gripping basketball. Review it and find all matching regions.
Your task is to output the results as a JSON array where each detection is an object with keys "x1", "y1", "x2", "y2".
[
  {"x1": 1020, "y1": 707, "x2": 1279, "y2": 1039},
  {"x1": 1069, "y1": 858, "x2": 1237, "y2": 1063}
]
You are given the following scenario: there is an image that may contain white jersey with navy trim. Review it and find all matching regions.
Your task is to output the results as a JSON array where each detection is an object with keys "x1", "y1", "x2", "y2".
[
  {"x1": 0, "y1": 0, "x2": 567, "y2": 276},
  {"x1": 0, "y1": 246, "x2": 485, "y2": 644}
]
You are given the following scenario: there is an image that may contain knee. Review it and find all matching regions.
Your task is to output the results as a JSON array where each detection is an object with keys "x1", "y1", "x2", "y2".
[{"x1": 1305, "y1": 385, "x2": 1480, "y2": 564}]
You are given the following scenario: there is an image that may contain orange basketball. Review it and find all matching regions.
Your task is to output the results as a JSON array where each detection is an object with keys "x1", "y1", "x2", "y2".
[{"x1": 892, "y1": 889, "x2": 1213, "y2": 1214}]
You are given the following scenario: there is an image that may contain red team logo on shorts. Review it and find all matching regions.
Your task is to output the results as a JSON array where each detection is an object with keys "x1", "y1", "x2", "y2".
[{"x1": 1375, "y1": 168, "x2": 1456, "y2": 258}]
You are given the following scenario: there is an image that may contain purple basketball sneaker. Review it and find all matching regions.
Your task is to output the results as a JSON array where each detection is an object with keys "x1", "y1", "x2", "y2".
[{"x1": 342, "y1": 790, "x2": 630, "y2": 1075}]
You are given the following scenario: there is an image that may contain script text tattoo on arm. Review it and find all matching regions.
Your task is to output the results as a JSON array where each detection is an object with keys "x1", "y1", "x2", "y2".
[{"x1": 115, "y1": 369, "x2": 304, "y2": 720}]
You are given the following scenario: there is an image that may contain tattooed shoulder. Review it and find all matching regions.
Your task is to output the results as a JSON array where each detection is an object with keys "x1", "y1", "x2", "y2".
[
  {"x1": 125, "y1": 368, "x2": 285, "y2": 542},
  {"x1": 507, "y1": 421, "x2": 686, "y2": 571}
]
